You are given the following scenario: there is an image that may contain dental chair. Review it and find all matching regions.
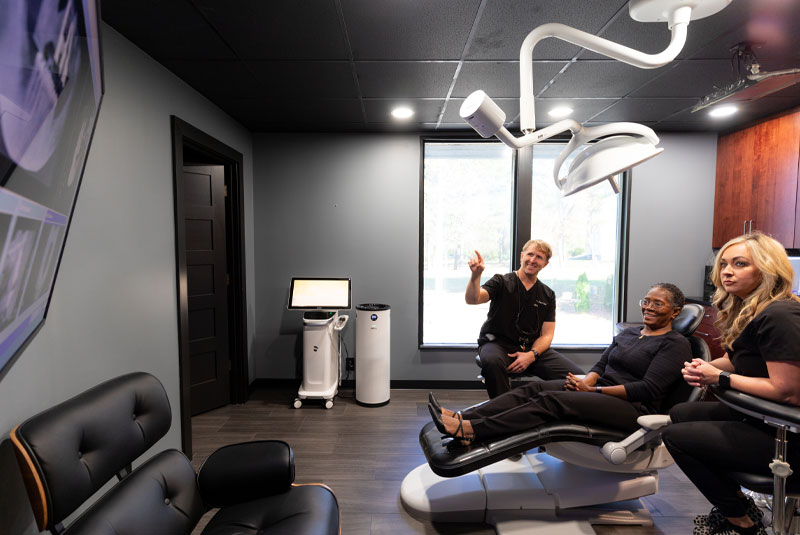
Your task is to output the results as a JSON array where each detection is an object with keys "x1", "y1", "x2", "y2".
[
  {"x1": 10, "y1": 372, "x2": 340, "y2": 535},
  {"x1": 401, "y1": 304, "x2": 707, "y2": 534},
  {"x1": 711, "y1": 386, "x2": 800, "y2": 535}
]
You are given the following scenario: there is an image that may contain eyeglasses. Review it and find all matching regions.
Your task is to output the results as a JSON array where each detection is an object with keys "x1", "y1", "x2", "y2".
[{"x1": 639, "y1": 298, "x2": 672, "y2": 310}]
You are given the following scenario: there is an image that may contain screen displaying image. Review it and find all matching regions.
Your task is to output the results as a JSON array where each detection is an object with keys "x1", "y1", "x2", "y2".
[
  {"x1": 288, "y1": 278, "x2": 352, "y2": 310},
  {"x1": 0, "y1": 0, "x2": 103, "y2": 374}
]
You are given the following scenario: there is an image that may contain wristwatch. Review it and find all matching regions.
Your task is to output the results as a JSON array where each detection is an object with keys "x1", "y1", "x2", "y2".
[
  {"x1": 595, "y1": 386, "x2": 603, "y2": 394},
  {"x1": 718, "y1": 371, "x2": 732, "y2": 390},
  {"x1": 532, "y1": 349, "x2": 540, "y2": 359}
]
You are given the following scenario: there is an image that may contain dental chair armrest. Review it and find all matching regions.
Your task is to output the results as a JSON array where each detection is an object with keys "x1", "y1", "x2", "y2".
[
  {"x1": 600, "y1": 415, "x2": 671, "y2": 465},
  {"x1": 197, "y1": 440, "x2": 295, "y2": 508},
  {"x1": 711, "y1": 387, "x2": 800, "y2": 433}
]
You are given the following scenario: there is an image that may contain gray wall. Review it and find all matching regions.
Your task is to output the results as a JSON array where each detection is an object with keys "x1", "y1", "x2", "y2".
[
  {"x1": 252, "y1": 132, "x2": 719, "y2": 382},
  {"x1": 0, "y1": 25, "x2": 256, "y2": 451},
  {"x1": 626, "y1": 133, "x2": 718, "y2": 318}
]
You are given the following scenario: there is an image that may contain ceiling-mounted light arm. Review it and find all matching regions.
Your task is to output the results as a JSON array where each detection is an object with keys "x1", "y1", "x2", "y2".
[
  {"x1": 493, "y1": 118, "x2": 583, "y2": 149},
  {"x1": 519, "y1": 5, "x2": 693, "y2": 133}
]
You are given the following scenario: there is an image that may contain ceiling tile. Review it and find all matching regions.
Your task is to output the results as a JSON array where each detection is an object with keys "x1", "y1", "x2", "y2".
[
  {"x1": 101, "y1": 0, "x2": 236, "y2": 60},
  {"x1": 162, "y1": 60, "x2": 262, "y2": 98},
  {"x1": 364, "y1": 100, "x2": 445, "y2": 123},
  {"x1": 220, "y1": 98, "x2": 364, "y2": 129},
  {"x1": 244, "y1": 61, "x2": 358, "y2": 98},
  {"x1": 591, "y1": 97, "x2": 698, "y2": 122},
  {"x1": 688, "y1": 0, "x2": 800, "y2": 66},
  {"x1": 541, "y1": 61, "x2": 670, "y2": 98},
  {"x1": 452, "y1": 61, "x2": 567, "y2": 98},
  {"x1": 356, "y1": 62, "x2": 458, "y2": 98},
  {"x1": 631, "y1": 59, "x2": 744, "y2": 98},
  {"x1": 190, "y1": 0, "x2": 349, "y2": 59},
  {"x1": 341, "y1": 0, "x2": 481, "y2": 60},
  {"x1": 467, "y1": 0, "x2": 628, "y2": 60},
  {"x1": 534, "y1": 98, "x2": 619, "y2": 125}
]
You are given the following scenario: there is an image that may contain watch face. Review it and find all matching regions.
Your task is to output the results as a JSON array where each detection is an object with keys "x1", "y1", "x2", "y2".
[{"x1": 719, "y1": 372, "x2": 731, "y2": 389}]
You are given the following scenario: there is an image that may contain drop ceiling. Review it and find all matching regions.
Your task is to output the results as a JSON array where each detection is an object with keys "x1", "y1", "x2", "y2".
[{"x1": 101, "y1": 0, "x2": 800, "y2": 133}]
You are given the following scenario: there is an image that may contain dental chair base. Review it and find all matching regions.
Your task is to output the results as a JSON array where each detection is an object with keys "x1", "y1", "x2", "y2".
[{"x1": 401, "y1": 451, "x2": 657, "y2": 534}]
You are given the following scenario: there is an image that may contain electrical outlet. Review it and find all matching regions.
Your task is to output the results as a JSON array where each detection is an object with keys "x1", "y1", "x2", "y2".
[{"x1": 346, "y1": 358, "x2": 355, "y2": 370}]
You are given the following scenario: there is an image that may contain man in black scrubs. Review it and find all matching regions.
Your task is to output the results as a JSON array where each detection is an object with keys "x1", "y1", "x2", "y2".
[{"x1": 466, "y1": 239, "x2": 583, "y2": 398}]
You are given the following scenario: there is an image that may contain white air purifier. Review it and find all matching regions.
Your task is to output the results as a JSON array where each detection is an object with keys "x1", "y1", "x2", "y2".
[{"x1": 355, "y1": 304, "x2": 390, "y2": 406}]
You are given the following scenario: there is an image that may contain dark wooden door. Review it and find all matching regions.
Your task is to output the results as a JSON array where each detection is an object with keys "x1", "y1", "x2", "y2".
[{"x1": 182, "y1": 165, "x2": 230, "y2": 414}]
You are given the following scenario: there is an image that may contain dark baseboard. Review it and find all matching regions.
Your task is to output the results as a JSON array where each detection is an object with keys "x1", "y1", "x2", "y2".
[{"x1": 249, "y1": 378, "x2": 484, "y2": 392}]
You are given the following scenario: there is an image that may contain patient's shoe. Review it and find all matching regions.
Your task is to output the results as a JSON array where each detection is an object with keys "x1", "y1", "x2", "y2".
[
  {"x1": 693, "y1": 519, "x2": 767, "y2": 535},
  {"x1": 693, "y1": 497, "x2": 763, "y2": 534},
  {"x1": 428, "y1": 404, "x2": 473, "y2": 447},
  {"x1": 428, "y1": 392, "x2": 455, "y2": 418}
]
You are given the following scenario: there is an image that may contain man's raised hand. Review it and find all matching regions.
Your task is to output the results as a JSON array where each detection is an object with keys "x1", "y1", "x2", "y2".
[{"x1": 468, "y1": 250, "x2": 485, "y2": 275}]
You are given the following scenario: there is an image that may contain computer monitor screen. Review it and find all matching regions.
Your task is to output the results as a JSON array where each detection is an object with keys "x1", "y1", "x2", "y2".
[{"x1": 288, "y1": 278, "x2": 351, "y2": 310}]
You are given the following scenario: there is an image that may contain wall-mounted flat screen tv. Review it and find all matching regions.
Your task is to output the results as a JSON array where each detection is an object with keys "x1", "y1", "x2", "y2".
[{"x1": 0, "y1": 0, "x2": 104, "y2": 376}]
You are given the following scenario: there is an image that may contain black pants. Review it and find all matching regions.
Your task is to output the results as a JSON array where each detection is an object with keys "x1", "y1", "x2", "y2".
[
  {"x1": 462, "y1": 379, "x2": 645, "y2": 440},
  {"x1": 662, "y1": 401, "x2": 800, "y2": 518},
  {"x1": 478, "y1": 341, "x2": 583, "y2": 398}
]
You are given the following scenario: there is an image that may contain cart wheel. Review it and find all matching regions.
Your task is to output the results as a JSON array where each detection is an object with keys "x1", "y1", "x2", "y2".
[
  {"x1": 324, "y1": 400, "x2": 334, "y2": 410},
  {"x1": 293, "y1": 399, "x2": 303, "y2": 409}
]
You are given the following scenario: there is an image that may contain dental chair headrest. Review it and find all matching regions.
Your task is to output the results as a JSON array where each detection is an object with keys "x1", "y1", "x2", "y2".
[{"x1": 671, "y1": 303, "x2": 704, "y2": 337}]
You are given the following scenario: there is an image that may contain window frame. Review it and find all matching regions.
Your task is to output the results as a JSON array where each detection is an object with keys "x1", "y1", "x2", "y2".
[{"x1": 418, "y1": 136, "x2": 630, "y2": 349}]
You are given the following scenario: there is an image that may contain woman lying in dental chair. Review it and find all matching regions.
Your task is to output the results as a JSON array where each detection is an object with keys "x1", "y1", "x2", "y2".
[{"x1": 429, "y1": 282, "x2": 692, "y2": 446}]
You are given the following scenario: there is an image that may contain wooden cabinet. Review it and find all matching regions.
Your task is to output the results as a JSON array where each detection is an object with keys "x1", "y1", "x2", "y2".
[
  {"x1": 686, "y1": 299, "x2": 725, "y2": 360},
  {"x1": 712, "y1": 108, "x2": 800, "y2": 248}
]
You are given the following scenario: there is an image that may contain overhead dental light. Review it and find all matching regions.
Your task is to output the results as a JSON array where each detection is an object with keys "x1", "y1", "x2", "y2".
[{"x1": 460, "y1": 0, "x2": 732, "y2": 196}]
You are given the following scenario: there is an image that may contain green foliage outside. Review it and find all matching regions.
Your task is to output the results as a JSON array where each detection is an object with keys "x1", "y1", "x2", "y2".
[{"x1": 574, "y1": 273, "x2": 590, "y2": 313}]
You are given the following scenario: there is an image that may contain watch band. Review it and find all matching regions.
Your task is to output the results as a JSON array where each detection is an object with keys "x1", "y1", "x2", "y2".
[
  {"x1": 532, "y1": 349, "x2": 540, "y2": 359},
  {"x1": 718, "y1": 371, "x2": 732, "y2": 390},
  {"x1": 595, "y1": 386, "x2": 602, "y2": 394}
]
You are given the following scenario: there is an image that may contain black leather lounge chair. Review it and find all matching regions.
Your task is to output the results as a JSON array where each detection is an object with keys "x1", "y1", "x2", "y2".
[{"x1": 10, "y1": 372, "x2": 340, "y2": 535}]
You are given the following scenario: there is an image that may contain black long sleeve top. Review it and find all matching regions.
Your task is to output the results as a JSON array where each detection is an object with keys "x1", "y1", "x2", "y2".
[{"x1": 588, "y1": 327, "x2": 691, "y2": 413}]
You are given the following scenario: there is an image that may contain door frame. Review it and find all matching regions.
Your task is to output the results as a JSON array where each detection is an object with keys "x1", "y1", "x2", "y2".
[{"x1": 170, "y1": 116, "x2": 248, "y2": 456}]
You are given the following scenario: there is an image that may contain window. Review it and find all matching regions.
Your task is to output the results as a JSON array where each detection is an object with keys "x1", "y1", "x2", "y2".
[
  {"x1": 420, "y1": 140, "x2": 624, "y2": 347},
  {"x1": 530, "y1": 145, "x2": 622, "y2": 346},
  {"x1": 421, "y1": 142, "x2": 514, "y2": 345}
]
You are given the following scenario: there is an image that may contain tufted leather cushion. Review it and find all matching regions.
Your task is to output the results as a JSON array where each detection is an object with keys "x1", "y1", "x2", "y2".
[
  {"x1": 198, "y1": 440, "x2": 294, "y2": 508},
  {"x1": 61, "y1": 450, "x2": 205, "y2": 535},
  {"x1": 201, "y1": 484, "x2": 340, "y2": 535},
  {"x1": 13, "y1": 372, "x2": 171, "y2": 529}
]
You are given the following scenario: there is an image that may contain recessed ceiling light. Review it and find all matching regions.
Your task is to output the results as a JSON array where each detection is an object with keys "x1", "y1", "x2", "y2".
[
  {"x1": 709, "y1": 105, "x2": 738, "y2": 118},
  {"x1": 548, "y1": 106, "x2": 573, "y2": 118},
  {"x1": 391, "y1": 107, "x2": 414, "y2": 120}
]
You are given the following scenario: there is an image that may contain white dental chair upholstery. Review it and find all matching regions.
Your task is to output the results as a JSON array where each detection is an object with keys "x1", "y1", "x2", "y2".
[{"x1": 401, "y1": 304, "x2": 707, "y2": 534}]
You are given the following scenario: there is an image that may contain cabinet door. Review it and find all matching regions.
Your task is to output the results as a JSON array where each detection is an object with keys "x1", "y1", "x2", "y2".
[
  {"x1": 713, "y1": 128, "x2": 754, "y2": 248},
  {"x1": 713, "y1": 110, "x2": 800, "y2": 248},
  {"x1": 751, "y1": 112, "x2": 800, "y2": 247}
]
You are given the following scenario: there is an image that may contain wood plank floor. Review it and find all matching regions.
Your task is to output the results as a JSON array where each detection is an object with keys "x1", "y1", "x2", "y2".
[{"x1": 191, "y1": 387, "x2": 712, "y2": 534}]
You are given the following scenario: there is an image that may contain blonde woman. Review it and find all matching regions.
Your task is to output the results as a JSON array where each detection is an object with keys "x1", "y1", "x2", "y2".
[{"x1": 662, "y1": 232, "x2": 800, "y2": 535}]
